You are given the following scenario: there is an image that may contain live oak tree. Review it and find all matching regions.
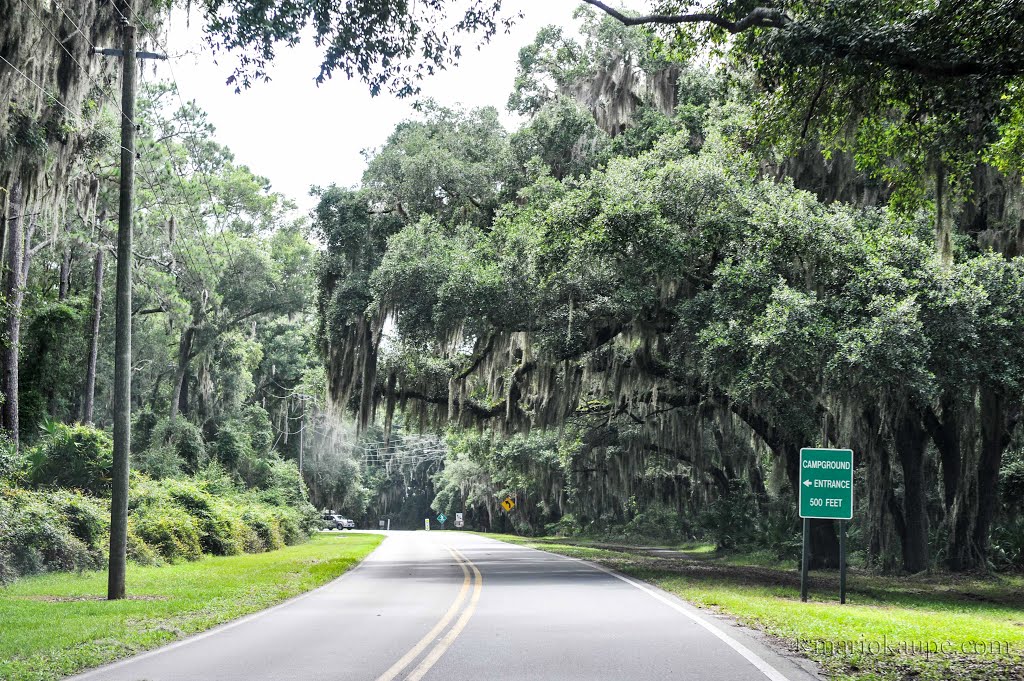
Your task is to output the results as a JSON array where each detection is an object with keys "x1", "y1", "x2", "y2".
[{"x1": 312, "y1": 8, "x2": 1024, "y2": 572}]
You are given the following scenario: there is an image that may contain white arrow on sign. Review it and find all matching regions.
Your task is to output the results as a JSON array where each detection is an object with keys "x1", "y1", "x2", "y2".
[{"x1": 803, "y1": 480, "x2": 813, "y2": 487}]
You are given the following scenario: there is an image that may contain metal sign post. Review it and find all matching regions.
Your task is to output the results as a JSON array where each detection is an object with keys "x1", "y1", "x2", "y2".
[
  {"x1": 800, "y1": 517, "x2": 810, "y2": 602},
  {"x1": 839, "y1": 519, "x2": 847, "y2": 604},
  {"x1": 798, "y1": 448, "x2": 853, "y2": 603}
]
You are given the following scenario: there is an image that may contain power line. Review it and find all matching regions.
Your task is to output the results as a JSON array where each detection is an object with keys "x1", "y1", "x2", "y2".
[
  {"x1": 120, "y1": 1, "x2": 240, "y2": 270},
  {"x1": 104, "y1": 0, "x2": 131, "y2": 26},
  {"x1": 44, "y1": 0, "x2": 235, "y2": 276},
  {"x1": 17, "y1": 0, "x2": 212, "y2": 279},
  {"x1": 138, "y1": 67, "x2": 223, "y2": 275},
  {"x1": 53, "y1": 0, "x2": 98, "y2": 50},
  {"x1": 0, "y1": 53, "x2": 133, "y2": 158}
]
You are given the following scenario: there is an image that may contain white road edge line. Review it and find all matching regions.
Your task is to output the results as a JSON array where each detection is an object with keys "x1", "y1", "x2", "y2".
[
  {"x1": 519, "y1": 544, "x2": 793, "y2": 681},
  {"x1": 67, "y1": 534, "x2": 384, "y2": 681}
]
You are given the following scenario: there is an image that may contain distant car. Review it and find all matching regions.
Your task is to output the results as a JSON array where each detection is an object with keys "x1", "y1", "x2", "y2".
[{"x1": 322, "y1": 512, "x2": 356, "y2": 530}]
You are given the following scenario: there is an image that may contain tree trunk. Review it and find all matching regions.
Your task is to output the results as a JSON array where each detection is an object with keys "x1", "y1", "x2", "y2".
[
  {"x1": 862, "y1": 406, "x2": 901, "y2": 572},
  {"x1": 58, "y1": 246, "x2": 72, "y2": 300},
  {"x1": 947, "y1": 440, "x2": 981, "y2": 571},
  {"x1": 923, "y1": 393, "x2": 962, "y2": 512},
  {"x1": 894, "y1": 409, "x2": 929, "y2": 573},
  {"x1": 748, "y1": 458, "x2": 768, "y2": 505},
  {"x1": 974, "y1": 388, "x2": 1017, "y2": 560},
  {"x1": 935, "y1": 166, "x2": 954, "y2": 265},
  {"x1": 82, "y1": 248, "x2": 104, "y2": 424},
  {"x1": 2, "y1": 180, "x2": 24, "y2": 449},
  {"x1": 169, "y1": 323, "x2": 196, "y2": 420},
  {"x1": 949, "y1": 386, "x2": 1019, "y2": 570}
]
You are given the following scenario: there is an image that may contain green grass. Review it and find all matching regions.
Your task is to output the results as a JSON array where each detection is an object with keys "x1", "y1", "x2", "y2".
[
  {"x1": 0, "y1": 532, "x2": 384, "y2": 681},
  {"x1": 483, "y1": 533, "x2": 1024, "y2": 681}
]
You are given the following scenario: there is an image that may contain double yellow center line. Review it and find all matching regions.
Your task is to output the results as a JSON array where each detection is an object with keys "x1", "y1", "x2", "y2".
[{"x1": 374, "y1": 547, "x2": 483, "y2": 681}]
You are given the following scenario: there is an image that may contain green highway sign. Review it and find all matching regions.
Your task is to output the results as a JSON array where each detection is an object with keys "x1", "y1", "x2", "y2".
[{"x1": 799, "y1": 448, "x2": 853, "y2": 520}]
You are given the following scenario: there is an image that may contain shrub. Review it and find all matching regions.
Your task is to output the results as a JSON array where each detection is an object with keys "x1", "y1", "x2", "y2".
[
  {"x1": 163, "y1": 479, "x2": 247, "y2": 556},
  {"x1": 18, "y1": 301, "x2": 88, "y2": 431},
  {"x1": 51, "y1": 489, "x2": 108, "y2": 548},
  {"x1": 252, "y1": 458, "x2": 307, "y2": 507},
  {"x1": 127, "y1": 524, "x2": 162, "y2": 566},
  {"x1": 698, "y1": 483, "x2": 759, "y2": 550},
  {"x1": 131, "y1": 503, "x2": 203, "y2": 562},
  {"x1": 146, "y1": 418, "x2": 207, "y2": 473},
  {"x1": 132, "y1": 408, "x2": 160, "y2": 454},
  {"x1": 2, "y1": 438, "x2": 318, "y2": 584},
  {"x1": 545, "y1": 513, "x2": 583, "y2": 537},
  {"x1": 242, "y1": 506, "x2": 285, "y2": 552},
  {"x1": 214, "y1": 423, "x2": 251, "y2": 470},
  {"x1": 754, "y1": 501, "x2": 802, "y2": 561},
  {"x1": 192, "y1": 461, "x2": 238, "y2": 496},
  {"x1": 991, "y1": 517, "x2": 1024, "y2": 571},
  {"x1": 0, "y1": 486, "x2": 105, "y2": 582},
  {"x1": 239, "y1": 405, "x2": 274, "y2": 455},
  {"x1": 0, "y1": 434, "x2": 23, "y2": 483},
  {"x1": 239, "y1": 502, "x2": 314, "y2": 550},
  {"x1": 1000, "y1": 452, "x2": 1024, "y2": 516},
  {"x1": 27, "y1": 421, "x2": 113, "y2": 495},
  {"x1": 275, "y1": 509, "x2": 304, "y2": 546},
  {"x1": 135, "y1": 445, "x2": 183, "y2": 479},
  {"x1": 621, "y1": 504, "x2": 691, "y2": 542}
]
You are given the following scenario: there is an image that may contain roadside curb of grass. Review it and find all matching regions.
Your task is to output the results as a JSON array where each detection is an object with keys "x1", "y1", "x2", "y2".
[
  {"x1": 63, "y1": 532, "x2": 388, "y2": 681},
  {"x1": 483, "y1": 534, "x2": 826, "y2": 681}
]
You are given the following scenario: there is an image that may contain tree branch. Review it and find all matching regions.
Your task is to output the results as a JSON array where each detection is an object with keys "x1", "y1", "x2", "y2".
[
  {"x1": 584, "y1": 1, "x2": 1024, "y2": 78},
  {"x1": 801, "y1": 69, "x2": 829, "y2": 140},
  {"x1": 455, "y1": 331, "x2": 497, "y2": 380},
  {"x1": 581, "y1": 0, "x2": 791, "y2": 32}
]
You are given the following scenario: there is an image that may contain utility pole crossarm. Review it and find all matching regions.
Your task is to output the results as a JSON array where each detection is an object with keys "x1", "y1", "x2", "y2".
[{"x1": 94, "y1": 47, "x2": 167, "y2": 60}]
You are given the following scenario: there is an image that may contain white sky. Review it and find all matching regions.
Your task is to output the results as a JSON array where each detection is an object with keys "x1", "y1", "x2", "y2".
[{"x1": 154, "y1": 3, "x2": 582, "y2": 212}]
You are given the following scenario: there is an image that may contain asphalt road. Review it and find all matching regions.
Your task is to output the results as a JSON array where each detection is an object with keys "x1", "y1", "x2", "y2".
[{"x1": 69, "y1": 531, "x2": 821, "y2": 681}]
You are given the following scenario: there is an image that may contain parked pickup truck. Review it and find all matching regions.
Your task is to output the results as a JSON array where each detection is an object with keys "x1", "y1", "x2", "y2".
[{"x1": 321, "y1": 511, "x2": 356, "y2": 530}]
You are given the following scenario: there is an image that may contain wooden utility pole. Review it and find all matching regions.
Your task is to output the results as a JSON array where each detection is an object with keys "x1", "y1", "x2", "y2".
[
  {"x1": 96, "y1": 2, "x2": 166, "y2": 601},
  {"x1": 108, "y1": 14, "x2": 136, "y2": 601}
]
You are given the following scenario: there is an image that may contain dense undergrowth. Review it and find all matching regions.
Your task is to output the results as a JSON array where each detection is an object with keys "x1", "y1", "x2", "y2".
[{"x1": 0, "y1": 414, "x2": 319, "y2": 585}]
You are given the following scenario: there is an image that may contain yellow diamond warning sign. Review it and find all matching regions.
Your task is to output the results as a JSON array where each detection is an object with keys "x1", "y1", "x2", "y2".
[{"x1": 501, "y1": 496, "x2": 515, "y2": 512}]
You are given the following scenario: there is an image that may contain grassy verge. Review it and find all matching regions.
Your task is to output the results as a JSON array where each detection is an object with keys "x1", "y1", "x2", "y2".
[
  {"x1": 483, "y1": 533, "x2": 1024, "y2": 681},
  {"x1": 0, "y1": 532, "x2": 383, "y2": 681}
]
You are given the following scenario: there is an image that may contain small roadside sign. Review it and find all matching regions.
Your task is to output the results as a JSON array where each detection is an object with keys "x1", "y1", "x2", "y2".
[
  {"x1": 799, "y1": 448, "x2": 854, "y2": 519},
  {"x1": 798, "y1": 447, "x2": 854, "y2": 606},
  {"x1": 454, "y1": 512, "x2": 464, "y2": 528},
  {"x1": 379, "y1": 520, "x2": 385, "y2": 528},
  {"x1": 424, "y1": 518, "x2": 430, "y2": 531},
  {"x1": 501, "y1": 496, "x2": 515, "y2": 512},
  {"x1": 437, "y1": 513, "x2": 447, "y2": 524}
]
